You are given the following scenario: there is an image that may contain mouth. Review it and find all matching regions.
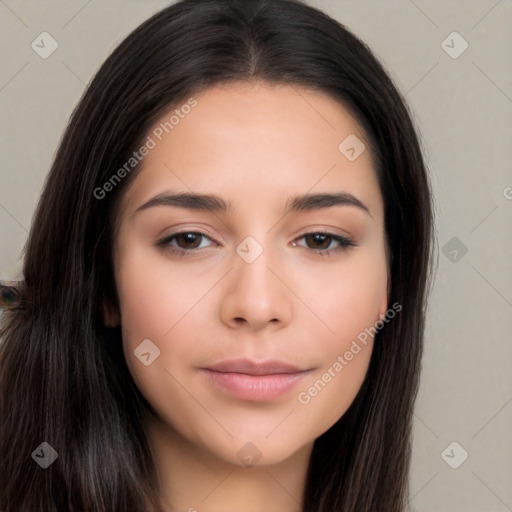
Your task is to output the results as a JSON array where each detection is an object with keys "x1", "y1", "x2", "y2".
[{"x1": 200, "y1": 358, "x2": 313, "y2": 401}]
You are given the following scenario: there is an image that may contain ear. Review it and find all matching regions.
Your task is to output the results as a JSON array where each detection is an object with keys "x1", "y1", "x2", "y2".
[{"x1": 101, "y1": 297, "x2": 120, "y2": 328}]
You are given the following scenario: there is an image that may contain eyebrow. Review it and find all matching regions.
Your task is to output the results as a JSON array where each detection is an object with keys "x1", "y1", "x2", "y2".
[{"x1": 133, "y1": 191, "x2": 372, "y2": 217}]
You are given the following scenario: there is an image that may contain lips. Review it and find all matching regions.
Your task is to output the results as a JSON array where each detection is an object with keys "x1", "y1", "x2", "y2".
[{"x1": 200, "y1": 358, "x2": 312, "y2": 401}]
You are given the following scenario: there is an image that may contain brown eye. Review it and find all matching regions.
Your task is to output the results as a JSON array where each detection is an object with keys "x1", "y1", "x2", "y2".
[
  {"x1": 174, "y1": 232, "x2": 203, "y2": 249},
  {"x1": 304, "y1": 233, "x2": 332, "y2": 250},
  {"x1": 294, "y1": 232, "x2": 355, "y2": 256},
  {"x1": 155, "y1": 231, "x2": 215, "y2": 256}
]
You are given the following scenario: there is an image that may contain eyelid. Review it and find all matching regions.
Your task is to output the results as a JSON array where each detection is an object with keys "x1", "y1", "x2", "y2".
[
  {"x1": 155, "y1": 223, "x2": 219, "y2": 240},
  {"x1": 294, "y1": 225, "x2": 356, "y2": 242}
]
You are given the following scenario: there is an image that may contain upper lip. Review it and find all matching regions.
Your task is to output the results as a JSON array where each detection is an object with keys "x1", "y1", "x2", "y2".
[{"x1": 203, "y1": 358, "x2": 306, "y2": 375}]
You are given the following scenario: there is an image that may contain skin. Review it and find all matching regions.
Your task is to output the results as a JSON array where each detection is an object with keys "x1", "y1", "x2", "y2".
[{"x1": 107, "y1": 81, "x2": 389, "y2": 512}]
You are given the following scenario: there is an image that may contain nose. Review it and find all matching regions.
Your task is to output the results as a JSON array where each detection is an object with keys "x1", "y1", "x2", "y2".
[{"x1": 218, "y1": 242, "x2": 294, "y2": 332}]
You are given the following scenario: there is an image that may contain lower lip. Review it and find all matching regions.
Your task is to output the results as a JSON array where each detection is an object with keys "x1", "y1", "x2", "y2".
[{"x1": 200, "y1": 369, "x2": 310, "y2": 401}]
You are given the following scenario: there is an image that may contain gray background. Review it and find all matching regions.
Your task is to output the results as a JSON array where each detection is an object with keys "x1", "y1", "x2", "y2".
[{"x1": 0, "y1": 1, "x2": 511, "y2": 511}]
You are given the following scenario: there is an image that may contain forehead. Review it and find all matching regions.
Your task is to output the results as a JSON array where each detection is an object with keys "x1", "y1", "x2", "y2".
[{"x1": 120, "y1": 81, "x2": 382, "y2": 220}]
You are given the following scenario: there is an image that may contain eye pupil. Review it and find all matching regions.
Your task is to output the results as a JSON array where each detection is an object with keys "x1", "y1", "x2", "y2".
[
  {"x1": 306, "y1": 233, "x2": 330, "y2": 250},
  {"x1": 178, "y1": 232, "x2": 201, "y2": 248}
]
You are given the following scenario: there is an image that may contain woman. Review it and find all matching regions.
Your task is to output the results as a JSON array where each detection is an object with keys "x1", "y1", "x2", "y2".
[{"x1": 0, "y1": 0, "x2": 435, "y2": 510}]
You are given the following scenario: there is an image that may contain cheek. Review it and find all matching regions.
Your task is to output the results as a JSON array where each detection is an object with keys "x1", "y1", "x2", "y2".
[
  {"x1": 297, "y1": 248, "x2": 388, "y2": 343},
  {"x1": 296, "y1": 340, "x2": 373, "y2": 436},
  {"x1": 115, "y1": 244, "x2": 205, "y2": 340},
  {"x1": 114, "y1": 247, "x2": 211, "y2": 396},
  {"x1": 115, "y1": 257, "x2": 200, "y2": 431},
  {"x1": 291, "y1": 250, "x2": 386, "y2": 428}
]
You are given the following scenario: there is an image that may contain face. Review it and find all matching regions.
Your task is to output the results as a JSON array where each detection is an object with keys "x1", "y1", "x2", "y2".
[{"x1": 110, "y1": 81, "x2": 389, "y2": 467}]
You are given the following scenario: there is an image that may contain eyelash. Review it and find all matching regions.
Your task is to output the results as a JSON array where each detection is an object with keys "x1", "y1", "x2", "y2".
[{"x1": 155, "y1": 230, "x2": 356, "y2": 257}]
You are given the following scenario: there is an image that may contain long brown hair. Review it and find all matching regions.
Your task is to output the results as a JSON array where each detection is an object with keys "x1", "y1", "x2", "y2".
[{"x1": 0, "y1": 0, "x2": 435, "y2": 510}]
